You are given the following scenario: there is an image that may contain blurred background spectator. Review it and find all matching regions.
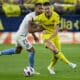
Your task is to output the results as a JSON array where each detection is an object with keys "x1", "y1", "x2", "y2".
[{"x1": 0, "y1": 0, "x2": 80, "y2": 15}]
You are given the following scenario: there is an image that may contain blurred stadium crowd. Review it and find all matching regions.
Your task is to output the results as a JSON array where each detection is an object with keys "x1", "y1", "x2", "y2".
[{"x1": 0, "y1": 0, "x2": 80, "y2": 17}]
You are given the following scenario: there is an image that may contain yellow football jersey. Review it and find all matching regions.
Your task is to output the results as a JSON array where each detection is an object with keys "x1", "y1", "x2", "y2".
[
  {"x1": 35, "y1": 11, "x2": 60, "y2": 33},
  {"x1": 35, "y1": 11, "x2": 61, "y2": 50}
]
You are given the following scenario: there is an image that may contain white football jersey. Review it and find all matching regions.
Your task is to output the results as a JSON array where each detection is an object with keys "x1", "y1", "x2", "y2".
[{"x1": 16, "y1": 12, "x2": 36, "y2": 36}]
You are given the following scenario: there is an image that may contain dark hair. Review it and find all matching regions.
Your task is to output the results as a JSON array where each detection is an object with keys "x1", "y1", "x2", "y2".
[
  {"x1": 35, "y1": 3, "x2": 42, "y2": 6},
  {"x1": 43, "y1": 2, "x2": 50, "y2": 6}
]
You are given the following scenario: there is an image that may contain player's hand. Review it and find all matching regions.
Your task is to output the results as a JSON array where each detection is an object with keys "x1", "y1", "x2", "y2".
[{"x1": 37, "y1": 25, "x2": 45, "y2": 32}]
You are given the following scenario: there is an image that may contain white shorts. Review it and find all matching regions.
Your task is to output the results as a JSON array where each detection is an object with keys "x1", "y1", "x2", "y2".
[{"x1": 15, "y1": 35, "x2": 32, "y2": 50}]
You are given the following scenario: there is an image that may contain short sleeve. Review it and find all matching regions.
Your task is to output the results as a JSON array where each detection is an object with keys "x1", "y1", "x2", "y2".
[{"x1": 54, "y1": 14, "x2": 60, "y2": 25}]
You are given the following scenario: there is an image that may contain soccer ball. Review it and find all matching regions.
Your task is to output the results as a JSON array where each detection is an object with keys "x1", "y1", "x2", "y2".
[{"x1": 23, "y1": 67, "x2": 34, "y2": 77}]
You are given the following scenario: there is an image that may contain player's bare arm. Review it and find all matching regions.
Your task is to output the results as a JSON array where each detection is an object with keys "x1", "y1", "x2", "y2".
[
  {"x1": 28, "y1": 19, "x2": 44, "y2": 33},
  {"x1": 31, "y1": 33, "x2": 39, "y2": 42}
]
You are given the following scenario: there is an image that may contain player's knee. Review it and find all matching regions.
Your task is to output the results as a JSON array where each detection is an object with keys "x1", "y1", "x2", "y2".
[
  {"x1": 53, "y1": 50, "x2": 59, "y2": 54},
  {"x1": 16, "y1": 47, "x2": 22, "y2": 54},
  {"x1": 46, "y1": 45, "x2": 58, "y2": 53},
  {"x1": 54, "y1": 54, "x2": 58, "y2": 59},
  {"x1": 27, "y1": 47, "x2": 35, "y2": 53}
]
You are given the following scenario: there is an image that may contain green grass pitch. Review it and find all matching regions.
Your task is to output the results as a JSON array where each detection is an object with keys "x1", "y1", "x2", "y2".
[{"x1": 0, "y1": 44, "x2": 80, "y2": 80}]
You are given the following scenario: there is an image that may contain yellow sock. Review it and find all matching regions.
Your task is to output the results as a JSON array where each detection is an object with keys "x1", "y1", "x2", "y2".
[
  {"x1": 49, "y1": 58, "x2": 58, "y2": 68},
  {"x1": 56, "y1": 52, "x2": 70, "y2": 64}
]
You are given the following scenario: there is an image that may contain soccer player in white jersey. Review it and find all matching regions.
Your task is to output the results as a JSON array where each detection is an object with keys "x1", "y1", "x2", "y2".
[{"x1": 0, "y1": 3, "x2": 43, "y2": 74}]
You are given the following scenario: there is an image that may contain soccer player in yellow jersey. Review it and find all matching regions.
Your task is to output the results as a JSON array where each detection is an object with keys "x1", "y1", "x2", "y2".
[{"x1": 35, "y1": 2, "x2": 77, "y2": 74}]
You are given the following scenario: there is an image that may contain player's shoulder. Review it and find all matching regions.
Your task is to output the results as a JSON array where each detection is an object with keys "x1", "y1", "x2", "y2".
[
  {"x1": 28, "y1": 12, "x2": 35, "y2": 16},
  {"x1": 36, "y1": 13, "x2": 43, "y2": 17},
  {"x1": 53, "y1": 11, "x2": 60, "y2": 17},
  {"x1": 25, "y1": 12, "x2": 35, "y2": 18},
  {"x1": 36, "y1": 13, "x2": 45, "y2": 19}
]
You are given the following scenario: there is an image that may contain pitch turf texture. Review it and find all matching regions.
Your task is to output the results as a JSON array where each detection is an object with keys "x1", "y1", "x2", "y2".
[{"x1": 0, "y1": 44, "x2": 80, "y2": 80}]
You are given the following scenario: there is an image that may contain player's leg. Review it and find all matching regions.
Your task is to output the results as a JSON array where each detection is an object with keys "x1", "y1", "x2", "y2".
[
  {"x1": 42, "y1": 34, "x2": 57, "y2": 74},
  {"x1": 48, "y1": 55, "x2": 57, "y2": 74},
  {"x1": 55, "y1": 38, "x2": 76, "y2": 68},
  {"x1": 0, "y1": 48, "x2": 16, "y2": 55},
  {"x1": 27, "y1": 46, "x2": 40, "y2": 74},
  {"x1": 19, "y1": 37, "x2": 40, "y2": 74},
  {"x1": 27, "y1": 47, "x2": 35, "y2": 68},
  {"x1": 44, "y1": 39, "x2": 58, "y2": 74},
  {"x1": 0, "y1": 43, "x2": 22, "y2": 55},
  {"x1": 19, "y1": 38, "x2": 35, "y2": 68},
  {"x1": 44, "y1": 39, "x2": 76, "y2": 69},
  {"x1": 56, "y1": 52, "x2": 77, "y2": 69},
  {"x1": 48, "y1": 38, "x2": 60, "y2": 70}
]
